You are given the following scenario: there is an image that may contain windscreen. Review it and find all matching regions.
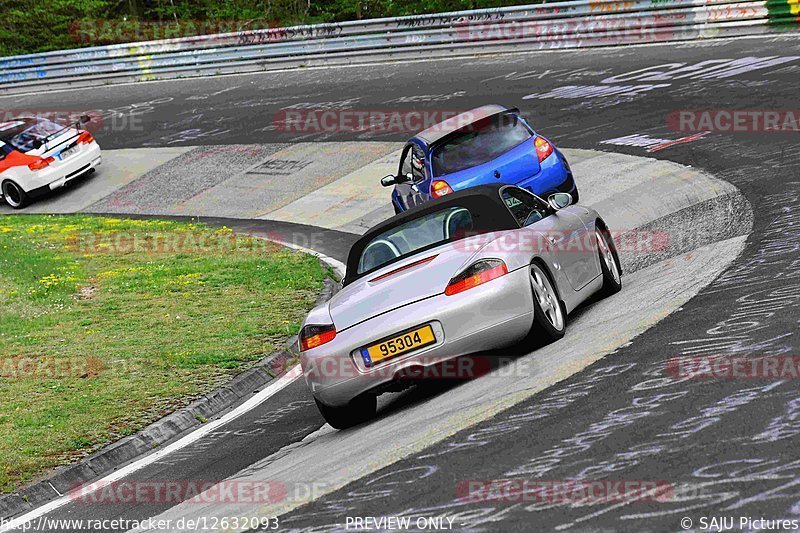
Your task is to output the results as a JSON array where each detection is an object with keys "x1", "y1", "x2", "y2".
[
  {"x1": 357, "y1": 206, "x2": 474, "y2": 274},
  {"x1": 431, "y1": 114, "x2": 532, "y2": 176},
  {"x1": 0, "y1": 118, "x2": 66, "y2": 153}
]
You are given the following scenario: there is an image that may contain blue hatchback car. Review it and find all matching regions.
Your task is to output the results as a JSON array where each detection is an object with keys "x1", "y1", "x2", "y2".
[{"x1": 382, "y1": 105, "x2": 577, "y2": 213}]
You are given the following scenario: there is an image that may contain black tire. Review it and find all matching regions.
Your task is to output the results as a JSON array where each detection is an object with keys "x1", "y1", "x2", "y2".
[
  {"x1": 529, "y1": 263, "x2": 566, "y2": 342},
  {"x1": 596, "y1": 227, "x2": 622, "y2": 296},
  {"x1": 2, "y1": 180, "x2": 30, "y2": 209},
  {"x1": 315, "y1": 394, "x2": 377, "y2": 430},
  {"x1": 393, "y1": 201, "x2": 402, "y2": 215},
  {"x1": 570, "y1": 188, "x2": 579, "y2": 204}
]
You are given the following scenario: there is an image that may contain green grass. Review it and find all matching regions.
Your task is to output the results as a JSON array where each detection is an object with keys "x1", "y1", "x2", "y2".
[{"x1": 0, "y1": 214, "x2": 330, "y2": 493}]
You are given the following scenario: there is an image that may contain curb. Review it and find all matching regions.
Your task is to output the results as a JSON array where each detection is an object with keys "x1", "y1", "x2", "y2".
[{"x1": 0, "y1": 271, "x2": 339, "y2": 521}]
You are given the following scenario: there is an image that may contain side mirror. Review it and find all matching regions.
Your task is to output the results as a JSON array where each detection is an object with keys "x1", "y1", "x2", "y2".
[
  {"x1": 79, "y1": 114, "x2": 91, "y2": 124},
  {"x1": 31, "y1": 139, "x2": 43, "y2": 150},
  {"x1": 548, "y1": 192, "x2": 573, "y2": 211},
  {"x1": 381, "y1": 175, "x2": 396, "y2": 187}
]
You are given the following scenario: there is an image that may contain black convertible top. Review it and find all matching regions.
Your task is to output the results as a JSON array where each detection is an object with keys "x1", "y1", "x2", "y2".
[{"x1": 343, "y1": 184, "x2": 519, "y2": 285}]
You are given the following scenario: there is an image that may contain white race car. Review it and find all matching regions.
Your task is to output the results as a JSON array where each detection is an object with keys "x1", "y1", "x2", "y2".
[{"x1": 0, "y1": 116, "x2": 101, "y2": 209}]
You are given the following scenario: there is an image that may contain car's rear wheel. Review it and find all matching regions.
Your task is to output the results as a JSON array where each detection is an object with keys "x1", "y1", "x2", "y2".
[
  {"x1": 529, "y1": 263, "x2": 566, "y2": 342},
  {"x1": 315, "y1": 393, "x2": 377, "y2": 430},
  {"x1": 393, "y1": 201, "x2": 402, "y2": 215},
  {"x1": 2, "y1": 180, "x2": 30, "y2": 209},
  {"x1": 596, "y1": 228, "x2": 622, "y2": 296}
]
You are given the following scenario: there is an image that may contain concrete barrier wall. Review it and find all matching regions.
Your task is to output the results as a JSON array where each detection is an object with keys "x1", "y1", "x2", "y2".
[{"x1": 1, "y1": 0, "x2": 798, "y2": 94}]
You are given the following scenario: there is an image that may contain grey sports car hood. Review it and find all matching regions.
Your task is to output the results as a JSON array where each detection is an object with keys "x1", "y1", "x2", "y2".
[{"x1": 329, "y1": 234, "x2": 495, "y2": 331}]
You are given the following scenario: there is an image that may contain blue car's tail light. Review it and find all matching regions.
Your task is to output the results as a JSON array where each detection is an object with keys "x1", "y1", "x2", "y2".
[
  {"x1": 431, "y1": 180, "x2": 453, "y2": 198},
  {"x1": 534, "y1": 136, "x2": 554, "y2": 162}
]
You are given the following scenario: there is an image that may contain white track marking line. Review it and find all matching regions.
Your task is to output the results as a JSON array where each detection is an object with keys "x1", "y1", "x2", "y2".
[
  {"x1": 267, "y1": 237, "x2": 346, "y2": 278},
  {"x1": 0, "y1": 366, "x2": 303, "y2": 533}
]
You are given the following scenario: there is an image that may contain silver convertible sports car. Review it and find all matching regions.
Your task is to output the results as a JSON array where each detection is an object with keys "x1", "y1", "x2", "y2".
[{"x1": 299, "y1": 184, "x2": 621, "y2": 429}]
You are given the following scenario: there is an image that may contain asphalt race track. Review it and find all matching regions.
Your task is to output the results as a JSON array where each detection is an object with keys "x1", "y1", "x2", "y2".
[{"x1": 1, "y1": 33, "x2": 799, "y2": 532}]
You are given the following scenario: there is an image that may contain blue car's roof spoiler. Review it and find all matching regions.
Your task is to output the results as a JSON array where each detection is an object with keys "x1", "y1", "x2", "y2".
[{"x1": 415, "y1": 105, "x2": 521, "y2": 146}]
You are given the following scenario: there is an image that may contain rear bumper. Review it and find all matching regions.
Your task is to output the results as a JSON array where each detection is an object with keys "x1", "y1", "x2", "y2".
[
  {"x1": 300, "y1": 266, "x2": 534, "y2": 407},
  {"x1": 515, "y1": 150, "x2": 576, "y2": 198},
  {"x1": 391, "y1": 189, "x2": 404, "y2": 212},
  {"x1": 397, "y1": 150, "x2": 576, "y2": 213},
  {"x1": 554, "y1": 171, "x2": 578, "y2": 197},
  {"x1": 22, "y1": 143, "x2": 101, "y2": 195}
]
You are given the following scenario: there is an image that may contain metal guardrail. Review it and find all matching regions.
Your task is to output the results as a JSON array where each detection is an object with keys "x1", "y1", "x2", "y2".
[{"x1": 0, "y1": 0, "x2": 798, "y2": 94}]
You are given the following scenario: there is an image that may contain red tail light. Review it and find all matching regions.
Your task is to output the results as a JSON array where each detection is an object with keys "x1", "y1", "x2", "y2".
[
  {"x1": 299, "y1": 324, "x2": 337, "y2": 351},
  {"x1": 431, "y1": 180, "x2": 453, "y2": 198},
  {"x1": 534, "y1": 136, "x2": 553, "y2": 162},
  {"x1": 77, "y1": 131, "x2": 95, "y2": 144},
  {"x1": 445, "y1": 259, "x2": 508, "y2": 296},
  {"x1": 28, "y1": 156, "x2": 54, "y2": 171}
]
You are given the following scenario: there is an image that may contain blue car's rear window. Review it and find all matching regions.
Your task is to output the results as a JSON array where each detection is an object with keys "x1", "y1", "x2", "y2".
[{"x1": 431, "y1": 114, "x2": 532, "y2": 177}]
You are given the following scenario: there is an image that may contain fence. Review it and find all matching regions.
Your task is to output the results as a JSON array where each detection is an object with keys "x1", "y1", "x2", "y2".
[{"x1": 0, "y1": 0, "x2": 798, "y2": 94}]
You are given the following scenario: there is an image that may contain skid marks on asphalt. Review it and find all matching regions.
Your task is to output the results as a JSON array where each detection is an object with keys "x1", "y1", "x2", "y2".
[{"x1": 154, "y1": 399, "x2": 315, "y2": 468}]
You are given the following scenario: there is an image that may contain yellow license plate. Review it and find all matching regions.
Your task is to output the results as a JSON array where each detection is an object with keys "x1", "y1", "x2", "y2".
[{"x1": 362, "y1": 325, "x2": 436, "y2": 367}]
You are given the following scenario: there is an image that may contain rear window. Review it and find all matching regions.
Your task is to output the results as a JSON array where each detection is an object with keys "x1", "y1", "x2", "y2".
[
  {"x1": 431, "y1": 114, "x2": 532, "y2": 176},
  {"x1": 0, "y1": 118, "x2": 65, "y2": 153},
  {"x1": 358, "y1": 206, "x2": 474, "y2": 274}
]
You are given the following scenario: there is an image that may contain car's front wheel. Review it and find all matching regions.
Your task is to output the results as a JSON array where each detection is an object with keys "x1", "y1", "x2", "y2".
[
  {"x1": 596, "y1": 228, "x2": 622, "y2": 296},
  {"x1": 2, "y1": 180, "x2": 30, "y2": 209},
  {"x1": 529, "y1": 263, "x2": 566, "y2": 342},
  {"x1": 315, "y1": 393, "x2": 377, "y2": 430}
]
